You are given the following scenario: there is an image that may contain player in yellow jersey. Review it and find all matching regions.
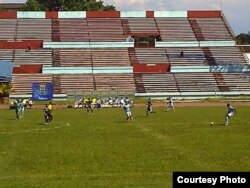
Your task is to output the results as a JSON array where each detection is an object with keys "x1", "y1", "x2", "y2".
[{"x1": 47, "y1": 102, "x2": 53, "y2": 124}]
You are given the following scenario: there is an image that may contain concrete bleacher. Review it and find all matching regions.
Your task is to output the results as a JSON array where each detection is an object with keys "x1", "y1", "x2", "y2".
[
  {"x1": 51, "y1": 48, "x2": 130, "y2": 67},
  {"x1": 135, "y1": 73, "x2": 178, "y2": 93},
  {"x1": 14, "y1": 49, "x2": 53, "y2": 67},
  {"x1": 174, "y1": 72, "x2": 220, "y2": 92},
  {"x1": 0, "y1": 19, "x2": 17, "y2": 41},
  {"x1": 0, "y1": 50, "x2": 14, "y2": 62},
  {"x1": 122, "y1": 18, "x2": 159, "y2": 36},
  {"x1": 189, "y1": 18, "x2": 233, "y2": 41},
  {"x1": 220, "y1": 73, "x2": 250, "y2": 92},
  {"x1": 54, "y1": 49, "x2": 92, "y2": 67},
  {"x1": 166, "y1": 47, "x2": 207, "y2": 66},
  {"x1": 11, "y1": 74, "x2": 53, "y2": 94},
  {"x1": 92, "y1": 48, "x2": 130, "y2": 67},
  {"x1": 16, "y1": 19, "x2": 52, "y2": 41},
  {"x1": 208, "y1": 46, "x2": 247, "y2": 65},
  {"x1": 1, "y1": 11, "x2": 249, "y2": 98},
  {"x1": 94, "y1": 73, "x2": 136, "y2": 91},
  {"x1": 56, "y1": 19, "x2": 89, "y2": 42},
  {"x1": 132, "y1": 48, "x2": 169, "y2": 64},
  {"x1": 156, "y1": 18, "x2": 196, "y2": 41},
  {"x1": 88, "y1": 18, "x2": 125, "y2": 42},
  {"x1": 60, "y1": 74, "x2": 94, "y2": 93}
]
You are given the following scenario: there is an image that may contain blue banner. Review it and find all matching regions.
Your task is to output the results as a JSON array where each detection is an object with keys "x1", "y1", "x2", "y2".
[
  {"x1": 0, "y1": 60, "x2": 14, "y2": 82},
  {"x1": 32, "y1": 82, "x2": 53, "y2": 101}
]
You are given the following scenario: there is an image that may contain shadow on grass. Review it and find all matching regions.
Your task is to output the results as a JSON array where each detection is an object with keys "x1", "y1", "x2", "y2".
[
  {"x1": 210, "y1": 123, "x2": 227, "y2": 127},
  {"x1": 7, "y1": 118, "x2": 18, "y2": 121}
]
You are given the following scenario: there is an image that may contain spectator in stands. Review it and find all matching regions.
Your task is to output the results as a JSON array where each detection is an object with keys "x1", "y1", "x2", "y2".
[
  {"x1": 108, "y1": 97, "x2": 113, "y2": 107},
  {"x1": 28, "y1": 99, "x2": 33, "y2": 109},
  {"x1": 91, "y1": 97, "x2": 97, "y2": 109},
  {"x1": 77, "y1": 98, "x2": 83, "y2": 108},
  {"x1": 96, "y1": 97, "x2": 101, "y2": 108},
  {"x1": 125, "y1": 96, "x2": 130, "y2": 104},
  {"x1": 120, "y1": 97, "x2": 125, "y2": 107},
  {"x1": 113, "y1": 97, "x2": 119, "y2": 107},
  {"x1": 179, "y1": 50, "x2": 184, "y2": 57},
  {"x1": 25, "y1": 45, "x2": 31, "y2": 52},
  {"x1": 126, "y1": 35, "x2": 134, "y2": 42},
  {"x1": 9, "y1": 100, "x2": 15, "y2": 109},
  {"x1": 83, "y1": 97, "x2": 87, "y2": 108},
  {"x1": 166, "y1": 96, "x2": 175, "y2": 112}
]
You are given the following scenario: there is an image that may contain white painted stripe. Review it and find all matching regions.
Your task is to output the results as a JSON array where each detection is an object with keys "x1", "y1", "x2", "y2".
[
  {"x1": 17, "y1": 11, "x2": 46, "y2": 18},
  {"x1": 120, "y1": 11, "x2": 146, "y2": 18},
  {"x1": 154, "y1": 11, "x2": 187, "y2": 17},
  {"x1": 58, "y1": 11, "x2": 86, "y2": 18},
  {"x1": 43, "y1": 42, "x2": 134, "y2": 48}
]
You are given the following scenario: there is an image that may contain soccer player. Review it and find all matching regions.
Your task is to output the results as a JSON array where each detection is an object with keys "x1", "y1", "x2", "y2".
[
  {"x1": 146, "y1": 97, "x2": 155, "y2": 116},
  {"x1": 225, "y1": 103, "x2": 237, "y2": 126},
  {"x1": 20, "y1": 99, "x2": 25, "y2": 118},
  {"x1": 86, "y1": 97, "x2": 93, "y2": 113},
  {"x1": 43, "y1": 104, "x2": 50, "y2": 125},
  {"x1": 123, "y1": 102, "x2": 133, "y2": 121},
  {"x1": 166, "y1": 96, "x2": 175, "y2": 112},
  {"x1": 15, "y1": 99, "x2": 22, "y2": 119},
  {"x1": 47, "y1": 102, "x2": 53, "y2": 124}
]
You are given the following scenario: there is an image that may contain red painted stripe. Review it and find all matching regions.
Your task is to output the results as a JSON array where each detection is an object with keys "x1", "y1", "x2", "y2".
[
  {"x1": 0, "y1": 12, "x2": 17, "y2": 19},
  {"x1": 86, "y1": 11, "x2": 120, "y2": 18},
  {"x1": 146, "y1": 11, "x2": 154, "y2": 18},
  {"x1": 46, "y1": 11, "x2": 58, "y2": 19},
  {"x1": 188, "y1": 10, "x2": 221, "y2": 18},
  {"x1": 133, "y1": 64, "x2": 170, "y2": 73},
  {"x1": 0, "y1": 40, "x2": 43, "y2": 49}
]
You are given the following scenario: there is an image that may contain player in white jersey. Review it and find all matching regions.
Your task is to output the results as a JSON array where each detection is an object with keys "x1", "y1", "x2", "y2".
[
  {"x1": 123, "y1": 102, "x2": 133, "y2": 121},
  {"x1": 225, "y1": 103, "x2": 237, "y2": 126},
  {"x1": 166, "y1": 96, "x2": 175, "y2": 112}
]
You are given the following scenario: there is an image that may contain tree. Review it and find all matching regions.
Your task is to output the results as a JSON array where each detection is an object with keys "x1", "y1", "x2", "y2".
[
  {"x1": 236, "y1": 33, "x2": 250, "y2": 45},
  {"x1": 21, "y1": 0, "x2": 115, "y2": 11},
  {"x1": 21, "y1": 0, "x2": 44, "y2": 11},
  {"x1": 0, "y1": 83, "x2": 13, "y2": 97}
]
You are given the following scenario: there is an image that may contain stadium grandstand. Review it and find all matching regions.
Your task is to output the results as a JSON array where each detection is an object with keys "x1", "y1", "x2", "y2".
[{"x1": 0, "y1": 10, "x2": 250, "y2": 99}]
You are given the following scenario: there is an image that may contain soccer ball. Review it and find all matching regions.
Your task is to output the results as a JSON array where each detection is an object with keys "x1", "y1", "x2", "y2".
[{"x1": 210, "y1": 122, "x2": 214, "y2": 126}]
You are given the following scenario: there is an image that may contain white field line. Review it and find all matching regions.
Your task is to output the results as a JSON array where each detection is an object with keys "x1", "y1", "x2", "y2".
[{"x1": 0, "y1": 123, "x2": 70, "y2": 134}]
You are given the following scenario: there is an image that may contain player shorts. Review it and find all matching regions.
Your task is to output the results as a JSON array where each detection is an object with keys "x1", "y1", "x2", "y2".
[
  {"x1": 126, "y1": 111, "x2": 132, "y2": 117},
  {"x1": 227, "y1": 112, "x2": 234, "y2": 117}
]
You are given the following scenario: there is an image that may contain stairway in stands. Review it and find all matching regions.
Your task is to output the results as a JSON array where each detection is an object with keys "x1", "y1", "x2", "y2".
[
  {"x1": 52, "y1": 75, "x2": 61, "y2": 94},
  {"x1": 202, "y1": 47, "x2": 217, "y2": 66},
  {"x1": 128, "y1": 47, "x2": 138, "y2": 65},
  {"x1": 52, "y1": 49, "x2": 61, "y2": 67},
  {"x1": 134, "y1": 73, "x2": 146, "y2": 93},
  {"x1": 121, "y1": 19, "x2": 131, "y2": 35},
  {"x1": 189, "y1": 19, "x2": 205, "y2": 41},
  {"x1": 52, "y1": 19, "x2": 61, "y2": 42},
  {"x1": 213, "y1": 72, "x2": 230, "y2": 92}
]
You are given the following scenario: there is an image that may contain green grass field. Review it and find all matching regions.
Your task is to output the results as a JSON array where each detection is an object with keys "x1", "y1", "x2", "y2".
[{"x1": 0, "y1": 105, "x2": 249, "y2": 187}]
